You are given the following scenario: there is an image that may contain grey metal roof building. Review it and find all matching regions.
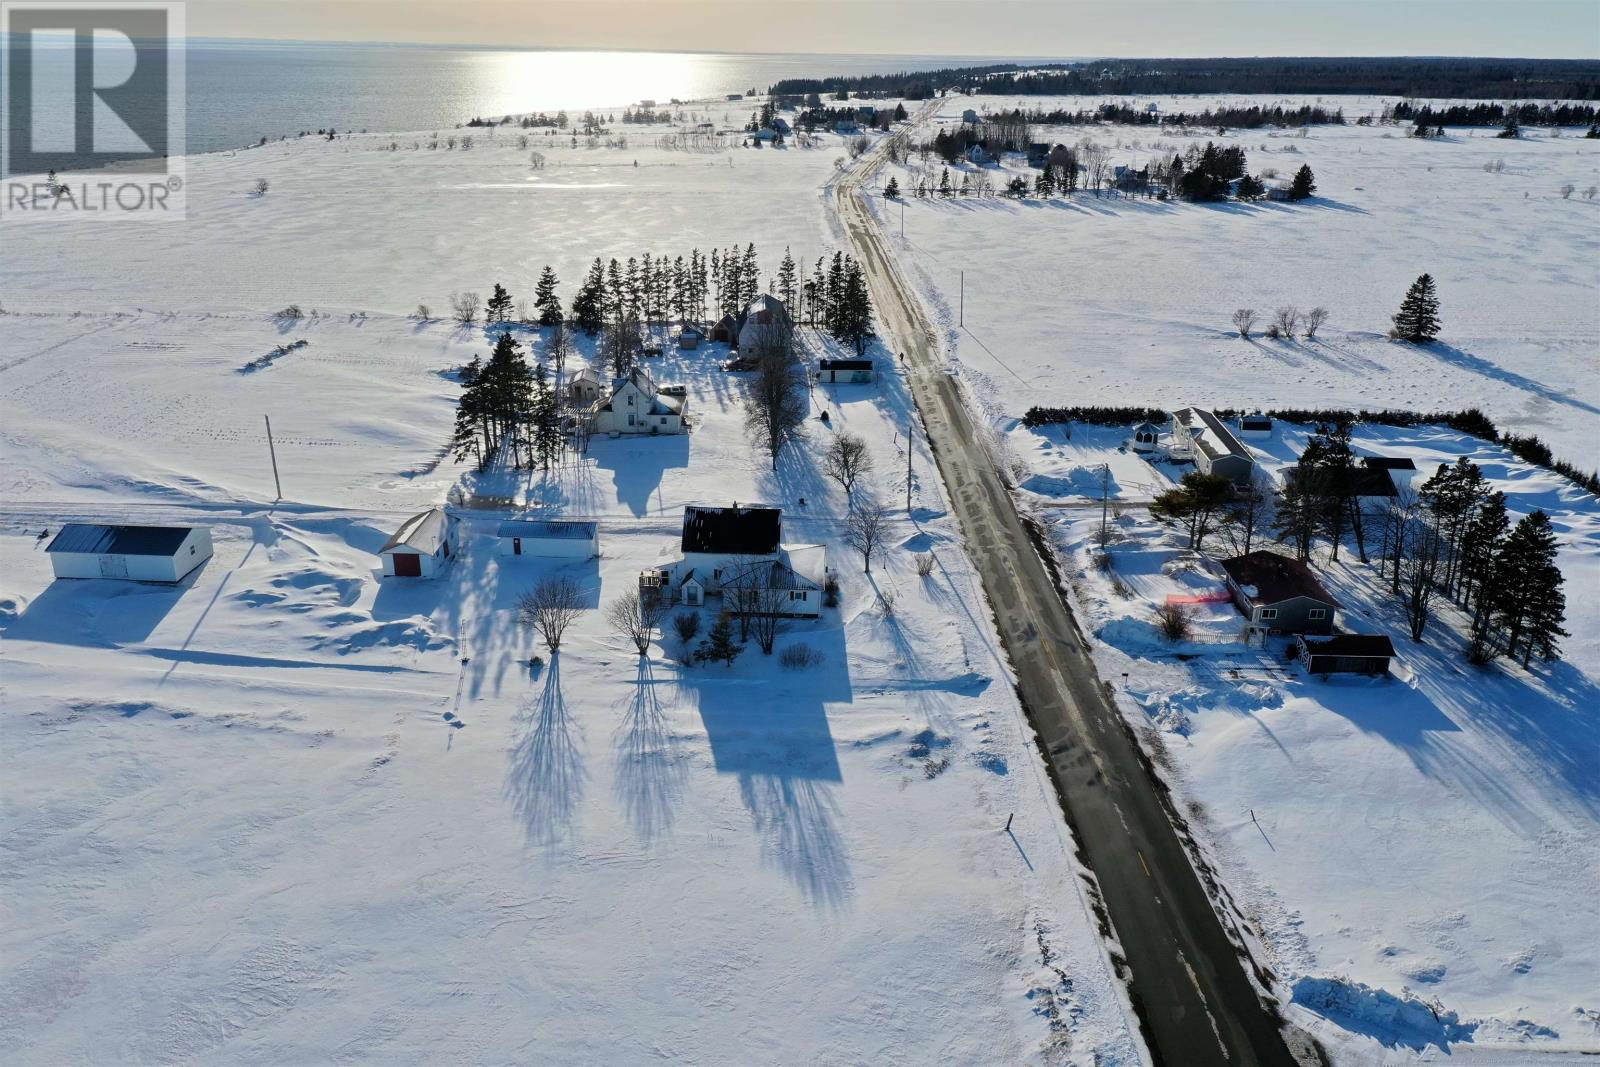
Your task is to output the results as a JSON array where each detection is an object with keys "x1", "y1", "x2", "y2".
[{"x1": 47, "y1": 524, "x2": 192, "y2": 556}]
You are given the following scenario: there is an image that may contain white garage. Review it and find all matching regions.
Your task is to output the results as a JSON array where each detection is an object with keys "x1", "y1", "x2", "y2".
[
  {"x1": 46, "y1": 523, "x2": 213, "y2": 583},
  {"x1": 497, "y1": 519, "x2": 599, "y2": 559},
  {"x1": 380, "y1": 508, "x2": 452, "y2": 578}
]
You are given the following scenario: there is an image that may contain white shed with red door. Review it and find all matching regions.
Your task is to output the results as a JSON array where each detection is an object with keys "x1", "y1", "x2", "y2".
[{"x1": 380, "y1": 508, "x2": 452, "y2": 578}]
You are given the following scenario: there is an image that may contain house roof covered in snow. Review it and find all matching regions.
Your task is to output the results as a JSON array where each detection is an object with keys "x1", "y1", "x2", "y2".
[
  {"x1": 47, "y1": 523, "x2": 193, "y2": 556},
  {"x1": 497, "y1": 520, "x2": 597, "y2": 540},
  {"x1": 1171, "y1": 407, "x2": 1250, "y2": 463},
  {"x1": 381, "y1": 508, "x2": 447, "y2": 554},
  {"x1": 681, "y1": 504, "x2": 781, "y2": 555},
  {"x1": 780, "y1": 544, "x2": 827, "y2": 587},
  {"x1": 1220, "y1": 551, "x2": 1337, "y2": 608}
]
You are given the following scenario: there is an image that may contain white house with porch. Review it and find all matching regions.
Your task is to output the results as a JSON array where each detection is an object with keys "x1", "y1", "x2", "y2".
[
  {"x1": 590, "y1": 367, "x2": 688, "y2": 435},
  {"x1": 640, "y1": 504, "x2": 827, "y2": 617}
]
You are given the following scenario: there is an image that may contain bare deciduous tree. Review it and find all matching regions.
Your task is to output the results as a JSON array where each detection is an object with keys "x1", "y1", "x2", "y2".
[
  {"x1": 1231, "y1": 308, "x2": 1257, "y2": 338},
  {"x1": 1273, "y1": 306, "x2": 1299, "y2": 339},
  {"x1": 253, "y1": 178, "x2": 269, "y2": 196},
  {"x1": 414, "y1": 303, "x2": 431, "y2": 321},
  {"x1": 518, "y1": 575, "x2": 586, "y2": 651},
  {"x1": 743, "y1": 341, "x2": 808, "y2": 471},
  {"x1": 1303, "y1": 306, "x2": 1329, "y2": 338},
  {"x1": 450, "y1": 290, "x2": 480, "y2": 326},
  {"x1": 843, "y1": 497, "x2": 891, "y2": 573},
  {"x1": 822, "y1": 433, "x2": 873, "y2": 500},
  {"x1": 1560, "y1": 182, "x2": 1575, "y2": 199},
  {"x1": 606, "y1": 587, "x2": 667, "y2": 655}
]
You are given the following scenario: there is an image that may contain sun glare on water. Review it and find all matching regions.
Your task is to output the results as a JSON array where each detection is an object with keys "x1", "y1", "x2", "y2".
[{"x1": 472, "y1": 49, "x2": 725, "y2": 115}]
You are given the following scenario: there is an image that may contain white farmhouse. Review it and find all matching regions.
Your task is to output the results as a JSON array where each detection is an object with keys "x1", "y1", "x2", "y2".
[
  {"x1": 380, "y1": 508, "x2": 452, "y2": 578},
  {"x1": 47, "y1": 523, "x2": 212, "y2": 583},
  {"x1": 497, "y1": 519, "x2": 599, "y2": 559},
  {"x1": 590, "y1": 367, "x2": 687, "y2": 435},
  {"x1": 641, "y1": 504, "x2": 827, "y2": 617}
]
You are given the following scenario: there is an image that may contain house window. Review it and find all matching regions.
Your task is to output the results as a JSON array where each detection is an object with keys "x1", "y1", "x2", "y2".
[
  {"x1": 1308, "y1": 608, "x2": 1327, "y2": 620},
  {"x1": 790, "y1": 590, "x2": 804, "y2": 600},
  {"x1": 1259, "y1": 607, "x2": 1279, "y2": 620}
]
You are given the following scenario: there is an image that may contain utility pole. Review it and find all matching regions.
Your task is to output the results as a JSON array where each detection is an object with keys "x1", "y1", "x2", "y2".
[
  {"x1": 958, "y1": 270, "x2": 964, "y2": 327},
  {"x1": 1099, "y1": 463, "x2": 1110, "y2": 543},
  {"x1": 906, "y1": 412, "x2": 914, "y2": 513},
  {"x1": 264, "y1": 415, "x2": 282, "y2": 500},
  {"x1": 899, "y1": 198, "x2": 904, "y2": 239}
]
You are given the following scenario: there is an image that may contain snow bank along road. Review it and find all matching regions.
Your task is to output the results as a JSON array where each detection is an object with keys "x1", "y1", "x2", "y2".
[{"x1": 834, "y1": 120, "x2": 1309, "y2": 1066}]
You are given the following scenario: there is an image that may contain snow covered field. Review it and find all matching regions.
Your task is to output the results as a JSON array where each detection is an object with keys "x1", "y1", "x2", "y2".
[
  {"x1": 872, "y1": 94, "x2": 1600, "y2": 465},
  {"x1": 0, "y1": 114, "x2": 1143, "y2": 1063},
  {"x1": 1029, "y1": 420, "x2": 1600, "y2": 1061}
]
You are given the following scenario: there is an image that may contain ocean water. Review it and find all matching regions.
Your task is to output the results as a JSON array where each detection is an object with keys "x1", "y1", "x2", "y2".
[{"x1": 21, "y1": 41, "x2": 1045, "y2": 171}]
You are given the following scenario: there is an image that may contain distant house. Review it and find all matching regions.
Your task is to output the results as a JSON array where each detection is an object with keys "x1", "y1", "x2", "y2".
[
  {"x1": 1264, "y1": 179, "x2": 1294, "y2": 201},
  {"x1": 1169, "y1": 407, "x2": 1255, "y2": 483},
  {"x1": 678, "y1": 325, "x2": 703, "y2": 351},
  {"x1": 1219, "y1": 551, "x2": 1337, "y2": 636},
  {"x1": 47, "y1": 523, "x2": 212, "y2": 583},
  {"x1": 567, "y1": 367, "x2": 603, "y2": 404},
  {"x1": 381, "y1": 508, "x2": 451, "y2": 578},
  {"x1": 1130, "y1": 421, "x2": 1160, "y2": 453},
  {"x1": 640, "y1": 504, "x2": 827, "y2": 617},
  {"x1": 1362, "y1": 455, "x2": 1418, "y2": 496},
  {"x1": 962, "y1": 109, "x2": 980, "y2": 124},
  {"x1": 709, "y1": 313, "x2": 738, "y2": 344},
  {"x1": 1114, "y1": 164, "x2": 1150, "y2": 193},
  {"x1": 1026, "y1": 142, "x2": 1051, "y2": 168},
  {"x1": 590, "y1": 366, "x2": 687, "y2": 435},
  {"x1": 1145, "y1": 101, "x2": 1160, "y2": 117},
  {"x1": 736, "y1": 294, "x2": 792, "y2": 353},
  {"x1": 772, "y1": 117, "x2": 792, "y2": 137},
  {"x1": 966, "y1": 144, "x2": 993, "y2": 165},
  {"x1": 834, "y1": 120, "x2": 861, "y2": 135},
  {"x1": 1295, "y1": 633, "x2": 1396, "y2": 676},
  {"x1": 753, "y1": 128, "x2": 777, "y2": 143},
  {"x1": 497, "y1": 519, "x2": 598, "y2": 559},
  {"x1": 1238, "y1": 413, "x2": 1274, "y2": 440},
  {"x1": 818, "y1": 358, "x2": 874, "y2": 383}
]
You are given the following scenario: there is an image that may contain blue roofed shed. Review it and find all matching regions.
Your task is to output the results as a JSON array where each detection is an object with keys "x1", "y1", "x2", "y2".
[
  {"x1": 46, "y1": 523, "x2": 213, "y2": 582},
  {"x1": 497, "y1": 519, "x2": 599, "y2": 559}
]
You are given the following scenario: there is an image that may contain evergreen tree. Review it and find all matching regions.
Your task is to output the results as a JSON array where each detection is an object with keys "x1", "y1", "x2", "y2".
[
  {"x1": 1462, "y1": 492, "x2": 1509, "y2": 663},
  {"x1": 1495, "y1": 511, "x2": 1567, "y2": 666},
  {"x1": 534, "y1": 266, "x2": 563, "y2": 326},
  {"x1": 1288, "y1": 163, "x2": 1316, "y2": 200},
  {"x1": 938, "y1": 167, "x2": 952, "y2": 197},
  {"x1": 830, "y1": 257, "x2": 874, "y2": 355},
  {"x1": 776, "y1": 248, "x2": 798, "y2": 310},
  {"x1": 884, "y1": 175, "x2": 900, "y2": 198},
  {"x1": 695, "y1": 613, "x2": 743, "y2": 668},
  {"x1": 570, "y1": 258, "x2": 607, "y2": 334},
  {"x1": 893, "y1": 102, "x2": 908, "y2": 121},
  {"x1": 485, "y1": 283, "x2": 514, "y2": 325},
  {"x1": 1235, "y1": 173, "x2": 1265, "y2": 200},
  {"x1": 1586, "y1": 123, "x2": 1600, "y2": 139},
  {"x1": 1149, "y1": 472, "x2": 1234, "y2": 551},
  {"x1": 530, "y1": 361, "x2": 562, "y2": 472},
  {"x1": 1497, "y1": 114, "x2": 1519, "y2": 138},
  {"x1": 1392, "y1": 273, "x2": 1441, "y2": 343},
  {"x1": 1272, "y1": 468, "x2": 1318, "y2": 561}
]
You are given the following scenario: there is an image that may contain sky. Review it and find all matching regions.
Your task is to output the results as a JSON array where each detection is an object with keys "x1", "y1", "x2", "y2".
[{"x1": 180, "y1": 0, "x2": 1600, "y2": 58}]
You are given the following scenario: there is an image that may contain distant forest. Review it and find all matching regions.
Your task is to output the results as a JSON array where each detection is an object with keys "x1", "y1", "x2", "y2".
[{"x1": 771, "y1": 57, "x2": 1600, "y2": 102}]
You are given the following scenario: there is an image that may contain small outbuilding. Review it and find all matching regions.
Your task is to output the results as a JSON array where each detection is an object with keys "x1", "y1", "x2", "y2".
[
  {"x1": 1295, "y1": 633, "x2": 1395, "y2": 676},
  {"x1": 709, "y1": 314, "x2": 738, "y2": 344},
  {"x1": 818, "y1": 358, "x2": 874, "y2": 383},
  {"x1": 1238, "y1": 413, "x2": 1274, "y2": 440},
  {"x1": 380, "y1": 508, "x2": 452, "y2": 578},
  {"x1": 1131, "y1": 422, "x2": 1160, "y2": 453},
  {"x1": 962, "y1": 108, "x2": 980, "y2": 124},
  {"x1": 497, "y1": 519, "x2": 599, "y2": 559},
  {"x1": 567, "y1": 367, "x2": 603, "y2": 404},
  {"x1": 47, "y1": 523, "x2": 213, "y2": 583},
  {"x1": 678, "y1": 325, "x2": 703, "y2": 351}
]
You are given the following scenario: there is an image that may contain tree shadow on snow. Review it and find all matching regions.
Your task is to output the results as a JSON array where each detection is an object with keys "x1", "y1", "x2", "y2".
[
  {"x1": 505, "y1": 654, "x2": 585, "y2": 848},
  {"x1": 612, "y1": 658, "x2": 686, "y2": 844}
]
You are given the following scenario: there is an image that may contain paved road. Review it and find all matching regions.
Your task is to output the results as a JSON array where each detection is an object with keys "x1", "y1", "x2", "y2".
[{"x1": 833, "y1": 123, "x2": 1314, "y2": 1067}]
